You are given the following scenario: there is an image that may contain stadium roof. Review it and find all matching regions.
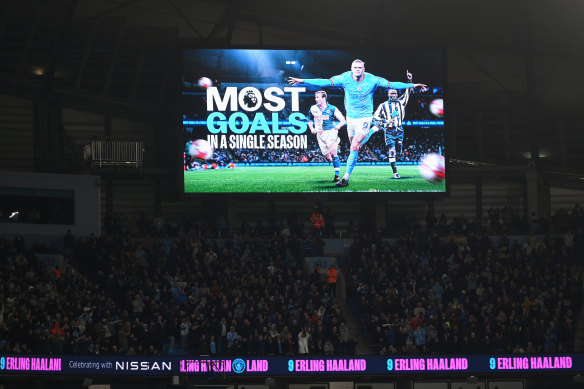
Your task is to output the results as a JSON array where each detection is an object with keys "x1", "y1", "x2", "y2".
[{"x1": 1, "y1": 0, "x2": 583, "y2": 171}]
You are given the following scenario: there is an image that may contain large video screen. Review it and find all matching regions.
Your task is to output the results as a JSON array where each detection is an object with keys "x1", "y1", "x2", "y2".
[{"x1": 182, "y1": 48, "x2": 446, "y2": 193}]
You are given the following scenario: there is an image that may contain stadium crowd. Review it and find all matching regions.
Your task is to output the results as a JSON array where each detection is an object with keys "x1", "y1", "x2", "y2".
[
  {"x1": 0, "y1": 213, "x2": 351, "y2": 357},
  {"x1": 347, "y1": 205, "x2": 583, "y2": 354},
  {"x1": 0, "y1": 204, "x2": 582, "y2": 357}
]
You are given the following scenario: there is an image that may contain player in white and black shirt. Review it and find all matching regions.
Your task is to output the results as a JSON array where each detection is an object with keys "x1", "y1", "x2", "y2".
[{"x1": 369, "y1": 70, "x2": 414, "y2": 179}]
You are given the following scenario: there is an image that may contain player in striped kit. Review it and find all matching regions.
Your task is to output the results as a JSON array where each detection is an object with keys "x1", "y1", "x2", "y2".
[
  {"x1": 307, "y1": 90, "x2": 346, "y2": 182},
  {"x1": 289, "y1": 60, "x2": 426, "y2": 187},
  {"x1": 369, "y1": 70, "x2": 415, "y2": 179}
]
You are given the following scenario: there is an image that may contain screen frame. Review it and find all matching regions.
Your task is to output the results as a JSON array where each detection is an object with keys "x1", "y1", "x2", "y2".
[{"x1": 177, "y1": 44, "x2": 450, "y2": 200}]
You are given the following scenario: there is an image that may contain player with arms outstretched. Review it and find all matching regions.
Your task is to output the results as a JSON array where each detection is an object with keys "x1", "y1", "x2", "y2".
[
  {"x1": 289, "y1": 59, "x2": 426, "y2": 187},
  {"x1": 308, "y1": 90, "x2": 346, "y2": 182},
  {"x1": 369, "y1": 70, "x2": 415, "y2": 179}
]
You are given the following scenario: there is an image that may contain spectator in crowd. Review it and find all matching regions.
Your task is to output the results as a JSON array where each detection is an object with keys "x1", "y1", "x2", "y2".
[{"x1": 298, "y1": 328, "x2": 310, "y2": 354}]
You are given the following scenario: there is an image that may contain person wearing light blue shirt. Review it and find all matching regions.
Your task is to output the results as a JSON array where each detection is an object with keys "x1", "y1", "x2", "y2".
[{"x1": 289, "y1": 59, "x2": 426, "y2": 187}]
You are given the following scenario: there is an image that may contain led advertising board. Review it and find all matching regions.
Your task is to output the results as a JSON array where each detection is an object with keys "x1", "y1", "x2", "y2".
[{"x1": 1, "y1": 355, "x2": 580, "y2": 376}]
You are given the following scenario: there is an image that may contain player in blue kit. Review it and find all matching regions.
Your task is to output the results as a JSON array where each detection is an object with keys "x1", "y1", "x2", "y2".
[
  {"x1": 307, "y1": 90, "x2": 346, "y2": 182},
  {"x1": 289, "y1": 59, "x2": 426, "y2": 187}
]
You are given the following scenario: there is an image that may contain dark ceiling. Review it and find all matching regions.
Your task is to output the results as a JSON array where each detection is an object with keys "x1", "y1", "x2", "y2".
[
  {"x1": 69, "y1": 0, "x2": 584, "y2": 103},
  {"x1": 1, "y1": 0, "x2": 583, "y2": 171}
]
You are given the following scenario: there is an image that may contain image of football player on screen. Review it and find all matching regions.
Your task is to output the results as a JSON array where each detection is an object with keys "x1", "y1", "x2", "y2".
[
  {"x1": 368, "y1": 70, "x2": 415, "y2": 179},
  {"x1": 289, "y1": 59, "x2": 426, "y2": 187},
  {"x1": 307, "y1": 90, "x2": 346, "y2": 182}
]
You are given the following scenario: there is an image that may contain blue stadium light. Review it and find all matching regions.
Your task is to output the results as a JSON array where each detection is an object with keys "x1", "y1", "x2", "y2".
[
  {"x1": 403, "y1": 120, "x2": 444, "y2": 127},
  {"x1": 184, "y1": 120, "x2": 444, "y2": 127},
  {"x1": 183, "y1": 120, "x2": 301, "y2": 126},
  {"x1": 183, "y1": 120, "x2": 207, "y2": 126}
]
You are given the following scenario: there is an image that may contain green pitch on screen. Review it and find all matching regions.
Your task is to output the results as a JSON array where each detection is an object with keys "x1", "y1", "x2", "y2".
[{"x1": 184, "y1": 165, "x2": 445, "y2": 193}]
